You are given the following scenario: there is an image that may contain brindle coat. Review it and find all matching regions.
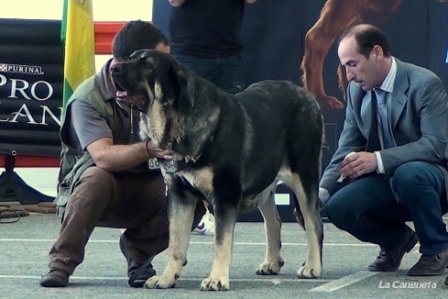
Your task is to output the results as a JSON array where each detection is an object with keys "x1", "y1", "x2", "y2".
[{"x1": 112, "y1": 50, "x2": 324, "y2": 291}]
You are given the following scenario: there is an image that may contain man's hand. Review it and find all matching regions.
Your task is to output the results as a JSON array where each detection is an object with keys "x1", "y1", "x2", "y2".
[
  {"x1": 145, "y1": 140, "x2": 174, "y2": 160},
  {"x1": 340, "y1": 151, "x2": 377, "y2": 179}
]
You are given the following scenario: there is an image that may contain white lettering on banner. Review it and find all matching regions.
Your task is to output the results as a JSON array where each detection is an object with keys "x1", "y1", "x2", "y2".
[
  {"x1": 0, "y1": 63, "x2": 44, "y2": 75},
  {"x1": 0, "y1": 72, "x2": 60, "y2": 126},
  {"x1": 8, "y1": 103, "x2": 36, "y2": 124},
  {"x1": 0, "y1": 75, "x2": 54, "y2": 101},
  {"x1": 31, "y1": 81, "x2": 53, "y2": 101},
  {"x1": 0, "y1": 103, "x2": 61, "y2": 126},
  {"x1": 10, "y1": 78, "x2": 30, "y2": 99},
  {"x1": 0, "y1": 73, "x2": 6, "y2": 86},
  {"x1": 40, "y1": 105, "x2": 61, "y2": 126}
]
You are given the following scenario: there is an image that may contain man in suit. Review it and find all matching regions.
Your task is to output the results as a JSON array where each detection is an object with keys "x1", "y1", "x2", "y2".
[{"x1": 320, "y1": 24, "x2": 448, "y2": 276}]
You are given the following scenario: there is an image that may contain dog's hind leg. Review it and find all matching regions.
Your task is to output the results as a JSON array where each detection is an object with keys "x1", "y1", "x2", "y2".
[
  {"x1": 255, "y1": 183, "x2": 285, "y2": 275},
  {"x1": 145, "y1": 178, "x2": 197, "y2": 289},
  {"x1": 288, "y1": 174, "x2": 323, "y2": 278}
]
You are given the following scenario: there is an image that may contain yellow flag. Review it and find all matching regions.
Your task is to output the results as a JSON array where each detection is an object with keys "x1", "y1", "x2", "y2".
[{"x1": 61, "y1": 0, "x2": 95, "y2": 110}]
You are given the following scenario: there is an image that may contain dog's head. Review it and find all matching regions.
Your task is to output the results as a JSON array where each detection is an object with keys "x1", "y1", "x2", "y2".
[
  {"x1": 112, "y1": 49, "x2": 220, "y2": 162},
  {"x1": 112, "y1": 49, "x2": 185, "y2": 112},
  {"x1": 111, "y1": 49, "x2": 187, "y2": 146}
]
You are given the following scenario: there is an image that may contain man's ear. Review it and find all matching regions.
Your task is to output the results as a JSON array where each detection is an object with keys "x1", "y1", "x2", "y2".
[{"x1": 372, "y1": 44, "x2": 384, "y2": 60}]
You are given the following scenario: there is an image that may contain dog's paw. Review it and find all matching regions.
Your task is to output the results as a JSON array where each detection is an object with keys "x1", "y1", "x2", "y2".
[
  {"x1": 200, "y1": 277, "x2": 230, "y2": 291},
  {"x1": 256, "y1": 258, "x2": 284, "y2": 275},
  {"x1": 297, "y1": 263, "x2": 321, "y2": 279},
  {"x1": 144, "y1": 275, "x2": 176, "y2": 289}
]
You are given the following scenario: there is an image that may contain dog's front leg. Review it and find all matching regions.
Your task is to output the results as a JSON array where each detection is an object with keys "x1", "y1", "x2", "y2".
[
  {"x1": 200, "y1": 206, "x2": 238, "y2": 291},
  {"x1": 145, "y1": 190, "x2": 195, "y2": 289}
]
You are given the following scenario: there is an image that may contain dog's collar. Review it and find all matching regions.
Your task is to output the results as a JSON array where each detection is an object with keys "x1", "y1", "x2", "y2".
[{"x1": 116, "y1": 99, "x2": 146, "y2": 113}]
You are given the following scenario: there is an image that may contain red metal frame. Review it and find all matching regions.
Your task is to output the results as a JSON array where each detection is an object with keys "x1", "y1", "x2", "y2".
[
  {"x1": 0, "y1": 22, "x2": 125, "y2": 167},
  {"x1": 94, "y1": 22, "x2": 125, "y2": 54}
]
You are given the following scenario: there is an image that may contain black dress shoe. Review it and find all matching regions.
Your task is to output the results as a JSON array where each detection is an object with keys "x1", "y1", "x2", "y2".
[
  {"x1": 444, "y1": 275, "x2": 448, "y2": 286},
  {"x1": 119, "y1": 234, "x2": 156, "y2": 288},
  {"x1": 407, "y1": 247, "x2": 448, "y2": 276},
  {"x1": 368, "y1": 232, "x2": 418, "y2": 272},
  {"x1": 40, "y1": 268, "x2": 69, "y2": 287}
]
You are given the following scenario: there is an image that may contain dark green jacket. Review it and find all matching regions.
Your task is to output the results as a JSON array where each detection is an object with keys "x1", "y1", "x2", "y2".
[{"x1": 55, "y1": 60, "x2": 127, "y2": 216}]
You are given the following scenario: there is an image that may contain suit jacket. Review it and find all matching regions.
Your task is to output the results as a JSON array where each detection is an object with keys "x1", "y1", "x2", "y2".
[{"x1": 320, "y1": 58, "x2": 448, "y2": 198}]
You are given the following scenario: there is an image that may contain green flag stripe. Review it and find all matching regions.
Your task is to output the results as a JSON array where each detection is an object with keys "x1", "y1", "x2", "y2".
[
  {"x1": 62, "y1": 79, "x2": 74, "y2": 109},
  {"x1": 61, "y1": 0, "x2": 68, "y2": 44}
]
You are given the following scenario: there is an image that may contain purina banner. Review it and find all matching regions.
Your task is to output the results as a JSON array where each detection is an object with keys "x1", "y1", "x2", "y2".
[{"x1": 0, "y1": 18, "x2": 63, "y2": 157}]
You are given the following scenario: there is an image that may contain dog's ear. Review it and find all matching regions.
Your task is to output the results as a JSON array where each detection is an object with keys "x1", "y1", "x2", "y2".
[
  {"x1": 168, "y1": 57, "x2": 188, "y2": 104},
  {"x1": 155, "y1": 55, "x2": 188, "y2": 105}
]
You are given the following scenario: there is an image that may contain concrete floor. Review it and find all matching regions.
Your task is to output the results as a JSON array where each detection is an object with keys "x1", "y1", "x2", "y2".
[{"x1": 1, "y1": 213, "x2": 448, "y2": 299}]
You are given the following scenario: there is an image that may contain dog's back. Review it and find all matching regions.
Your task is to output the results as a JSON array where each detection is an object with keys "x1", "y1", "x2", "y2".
[{"x1": 217, "y1": 80, "x2": 324, "y2": 198}]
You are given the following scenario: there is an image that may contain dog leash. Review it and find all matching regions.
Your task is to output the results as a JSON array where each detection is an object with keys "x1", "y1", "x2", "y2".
[{"x1": 0, "y1": 204, "x2": 22, "y2": 224}]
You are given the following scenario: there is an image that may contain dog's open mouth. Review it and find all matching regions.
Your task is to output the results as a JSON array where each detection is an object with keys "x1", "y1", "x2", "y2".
[
  {"x1": 114, "y1": 82, "x2": 148, "y2": 109},
  {"x1": 114, "y1": 81, "x2": 130, "y2": 100}
]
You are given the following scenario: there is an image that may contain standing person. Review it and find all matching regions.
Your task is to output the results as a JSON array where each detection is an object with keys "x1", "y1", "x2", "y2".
[
  {"x1": 168, "y1": 0, "x2": 258, "y2": 235},
  {"x1": 168, "y1": 0, "x2": 257, "y2": 94},
  {"x1": 320, "y1": 24, "x2": 448, "y2": 276},
  {"x1": 40, "y1": 20, "x2": 205, "y2": 288}
]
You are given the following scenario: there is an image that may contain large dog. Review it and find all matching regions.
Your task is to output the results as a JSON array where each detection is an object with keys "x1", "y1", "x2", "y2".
[{"x1": 112, "y1": 50, "x2": 324, "y2": 291}]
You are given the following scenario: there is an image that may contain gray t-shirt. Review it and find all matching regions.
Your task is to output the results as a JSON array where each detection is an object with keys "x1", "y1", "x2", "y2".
[
  {"x1": 67, "y1": 99, "x2": 159, "y2": 173},
  {"x1": 69, "y1": 100, "x2": 114, "y2": 151}
]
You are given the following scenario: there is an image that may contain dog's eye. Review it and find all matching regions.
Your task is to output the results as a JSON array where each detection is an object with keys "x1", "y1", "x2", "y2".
[
  {"x1": 143, "y1": 64, "x2": 154, "y2": 72},
  {"x1": 140, "y1": 61, "x2": 154, "y2": 71}
]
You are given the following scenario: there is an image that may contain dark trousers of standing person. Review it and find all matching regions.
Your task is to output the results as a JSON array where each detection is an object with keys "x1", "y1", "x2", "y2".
[
  {"x1": 325, "y1": 161, "x2": 448, "y2": 256},
  {"x1": 172, "y1": 53, "x2": 244, "y2": 94}
]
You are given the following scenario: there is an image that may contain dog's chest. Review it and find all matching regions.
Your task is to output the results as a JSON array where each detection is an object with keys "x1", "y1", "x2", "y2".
[{"x1": 177, "y1": 167, "x2": 214, "y2": 196}]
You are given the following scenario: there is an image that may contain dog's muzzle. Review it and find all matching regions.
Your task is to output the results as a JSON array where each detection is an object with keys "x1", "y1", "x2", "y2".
[
  {"x1": 115, "y1": 92, "x2": 148, "y2": 112},
  {"x1": 111, "y1": 65, "x2": 149, "y2": 111}
]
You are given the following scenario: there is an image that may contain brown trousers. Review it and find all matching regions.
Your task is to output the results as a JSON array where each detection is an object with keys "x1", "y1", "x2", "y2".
[{"x1": 47, "y1": 167, "x2": 205, "y2": 274}]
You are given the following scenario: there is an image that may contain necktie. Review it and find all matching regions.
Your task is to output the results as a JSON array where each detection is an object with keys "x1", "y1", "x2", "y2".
[
  {"x1": 374, "y1": 89, "x2": 394, "y2": 149},
  {"x1": 366, "y1": 91, "x2": 380, "y2": 151}
]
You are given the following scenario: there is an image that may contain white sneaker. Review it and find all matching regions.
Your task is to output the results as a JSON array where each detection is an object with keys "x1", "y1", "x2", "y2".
[{"x1": 193, "y1": 210, "x2": 215, "y2": 236}]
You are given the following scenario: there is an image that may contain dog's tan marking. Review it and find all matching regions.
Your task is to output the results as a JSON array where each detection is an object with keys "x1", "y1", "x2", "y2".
[
  {"x1": 201, "y1": 230, "x2": 234, "y2": 291},
  {"x1": 178, "y1": 167, "x2": 214, "y2": 195},
  {"x1": 287, "y1": 173, "x2": 322, "y2": 278},
  {"x1": 146, "y1": 81, "x2": 166, "y2": 145},
  {"x1": 174, "y1": 108, "x2": 221, "y2": 163},
  {"x1": 154, "y1": 81, "x2": 163, "y2": 100},
  {"x1": 255, "y1": 183, "x2": 285, "y2": 275},
  {"x1": 239, "y1": 104, "x2": 254, "y2": 159},
  {"x1": 145, "y1": 195, "x2": 196, "y2": 289}
]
